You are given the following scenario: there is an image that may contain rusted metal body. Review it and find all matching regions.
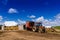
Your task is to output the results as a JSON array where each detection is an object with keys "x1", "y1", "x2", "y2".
[
  {"x1": 24, "y1": 21, "x2": 45, "y2": 33},
  {"x1": 26, "y1": 21, "x2": 34, "y2": 27},
  {"x1": 25, "y1": 21, "x2": 34, "y2": 30}
]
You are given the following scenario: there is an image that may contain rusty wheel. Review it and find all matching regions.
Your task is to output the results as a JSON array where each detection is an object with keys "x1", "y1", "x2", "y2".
[
  {"x1": 38, "y1": 28, "x2": 42, "y2": 33},
  {"x1": 32, "y1": 27, "x2": 36, "y2": 32}
]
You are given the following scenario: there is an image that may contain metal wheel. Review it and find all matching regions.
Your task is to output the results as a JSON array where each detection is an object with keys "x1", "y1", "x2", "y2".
[
  {"x1": 38, "y1": 28, "x2": 42, "y2": 33},
  {"x1": 32, "y1": 27, "x2": 36, "y2": 32}
]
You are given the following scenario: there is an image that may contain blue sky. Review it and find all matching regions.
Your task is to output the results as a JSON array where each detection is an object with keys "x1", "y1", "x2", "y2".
[{"x1": 0, "y1": 0, "x2": 60, "y2": 26}]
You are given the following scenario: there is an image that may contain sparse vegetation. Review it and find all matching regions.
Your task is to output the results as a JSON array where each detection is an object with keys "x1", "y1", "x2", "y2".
[
  {"x1": 54, "y1": 26, "x2": 60, "y2": 30},
  {"x1": 4, "y1": 26, "x2": 18, "y2": 30}
]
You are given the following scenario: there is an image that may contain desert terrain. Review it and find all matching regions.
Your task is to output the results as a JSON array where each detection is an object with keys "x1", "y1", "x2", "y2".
[{"x1": 0, "y1": 30, "x2": 60, "y2": 40}]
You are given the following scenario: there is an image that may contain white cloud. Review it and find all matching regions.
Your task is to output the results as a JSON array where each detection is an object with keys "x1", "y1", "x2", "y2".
[
  {"x1": 4, "y1": 21, "x2": 18, "y2": 26},
  {"x1": 53, "y1": 13, "x2": 60, "y2": 26},
  {"x1": 18, "y1": 19, "x2": 26, "y2": 24},
  {"x1": 31, "y1": 13, "x2": 60, "y2": 26},
  {"x1": 0, "y1": 16, "x2": 3, "y2": 21},
  {"x1": 36, "y1": 16, "x2": 44, "y2": 22},
  {"x1": 27, "y1": 15, "x2": 36, "y2": 18},
  {"x1": 54, "y1": 13, "x2": 60, "y2": 19},
  {"x1": 0, "y1": 16, "x2": 3, "y2": 25},
  {"x1": 17, "y1": 13, "x2": 60, "y2": 26},
  {"x1": 8, "y1": 8, "x2": 18, "y2": 13},
  {"x1": 0, "y1": 22, "x2": 3, "y2": 25}
]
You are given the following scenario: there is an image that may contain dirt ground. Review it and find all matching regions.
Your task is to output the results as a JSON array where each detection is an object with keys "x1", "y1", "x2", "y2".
[{"x1": 0, "y1": 30, "x2": 60, "y2": 40}]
